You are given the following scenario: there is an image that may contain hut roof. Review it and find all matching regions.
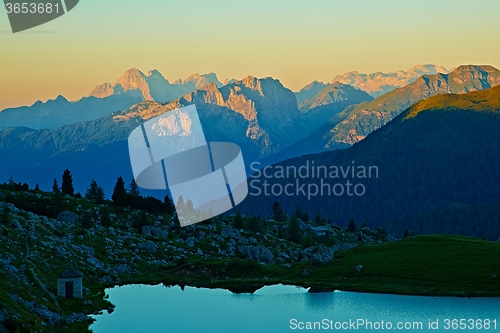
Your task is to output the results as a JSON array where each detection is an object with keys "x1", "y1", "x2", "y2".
[{"x1": 57, "y1": 267, "x2": 84, "y2": 279}]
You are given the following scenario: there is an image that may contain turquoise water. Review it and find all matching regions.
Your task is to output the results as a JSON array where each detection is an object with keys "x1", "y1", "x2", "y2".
[{"x1": 90, "y1": 284, "x2": 500, "y2": 332}]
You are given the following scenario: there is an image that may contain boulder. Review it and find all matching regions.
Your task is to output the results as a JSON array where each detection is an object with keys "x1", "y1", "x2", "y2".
[
  {"x1": 56, "y1": 211, "x2": 78, "y2": 225},
  {"x1": 115, "y1": 264, "x2": 133, "y2": 274},
  {"x1": 237, "y1": 245, "x2": 274, "y2": 264},
  {"x1": 304, "y1": 245, "x2": 335, "y2": 265},
  {"x1": 221, "y1": 225, "x2": 241, "y2": 239},
  {"x1": 141, "y1": 225, "x2": 152, "y2": 236},
  {"x1": 65, "y1": 313, "x2": 88, "y2": 324},
  {"x1": 186, "y1": 237, "x2": 196, "y2": 248},
  {"x1": 221, "y1": 225, "x2": 233, "y2": 237},
  {"x1": 137, "y1": 241, "x2": 157, "y2": 253}
]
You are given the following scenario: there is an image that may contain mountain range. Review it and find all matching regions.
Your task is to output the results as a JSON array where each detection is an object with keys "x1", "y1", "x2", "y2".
[
  {"x1": 269, "y1": 65, "x2": 500, "y2": 164},
  {"x1": 332, "y1": 64, "x2": 449, "y2": 97},
  {"x1": 1, "y1": 64, "x2": 499, "y2": 202},
  {"x1": 0, "y1": 76, "x2": 324, "y2": 193},
  {"x1": 88, "y1": 69, "x2": 224, "y2": 102},
  {"x1": 0, "y1": 69, "x2": 225, "y2": 131},
  {"x1": 241, "y1": 84, "x2": 500, "y2": 237},
  {"x1": 294, "y1": 64, "x2": 448, "y2": 104},
  {"x1": 0, "y1": 64, "x2": 447, "y2": 132}
]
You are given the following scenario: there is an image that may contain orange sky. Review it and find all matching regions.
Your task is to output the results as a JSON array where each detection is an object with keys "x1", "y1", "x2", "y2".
[{"x1": 1, "y1": 0, "x2": 500, "y2": 110}]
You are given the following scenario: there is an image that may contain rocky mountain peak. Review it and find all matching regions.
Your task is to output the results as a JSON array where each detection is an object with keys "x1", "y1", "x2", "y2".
[
  {"x1": 332, "y1": 64, "x2": 449, "y2": 97},
  {"x1": 88, "y1": 83, "x2": 114, "y2": 98},
  {"x1": 184, "y1": 73, "x2": 223, "y2": 89},
  {"x1": 115, "y1": 68, "x2": 153, "y2": 101},
  {"x1": 237, "y1": 76, "x2": 263, "y2": 94},
  {"x1": 147, "y1": 69, "x2": 166, "y2": 80}
]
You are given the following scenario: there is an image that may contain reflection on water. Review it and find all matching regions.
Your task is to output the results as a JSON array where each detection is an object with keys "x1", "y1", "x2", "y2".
[{"x1": 90, "y1": 284, "x2": 500, "y2": 332}]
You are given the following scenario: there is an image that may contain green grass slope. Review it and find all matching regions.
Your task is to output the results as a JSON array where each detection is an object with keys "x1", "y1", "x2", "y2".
[{"x1": 312, "y1": 235, "x2": 500, "y2": 296}]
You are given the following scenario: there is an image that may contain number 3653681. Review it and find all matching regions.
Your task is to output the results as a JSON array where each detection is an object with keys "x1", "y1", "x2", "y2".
[{"x1": 5, "y1": 2, "x2": 60, "y2": 14}]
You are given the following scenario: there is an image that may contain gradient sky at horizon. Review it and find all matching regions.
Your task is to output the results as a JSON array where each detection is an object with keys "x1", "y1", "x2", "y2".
[{"x1": 1, "y1": 0, "x2": 500, "y2": 110}]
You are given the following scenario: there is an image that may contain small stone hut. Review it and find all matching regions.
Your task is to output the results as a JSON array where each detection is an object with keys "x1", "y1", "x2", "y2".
[{"x1": 57, "y1": 267, "x2": 84, "y2": 298}]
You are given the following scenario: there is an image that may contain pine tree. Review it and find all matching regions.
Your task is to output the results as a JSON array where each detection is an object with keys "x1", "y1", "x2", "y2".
[
  {"x1": 288, "y1": 214, "x2": 302, "y2": 244},
  {"x1": 277, "y1": 228, "x2": 284, "y2": 239},
  {"x1": 128, "y1": 179, "x2": 141, "y2": 197},
  {"x1": 272, "y1": 202, "x2": 280, "y2": 214},
  {"x1": 403, "y1": 229, "x2": 409, "y2": 238},
  {"x1": 163, "y1": 195, "x2": 175, "y2": 214},
  {"x1": 233, "y1": 210, "x2": 244, "y2": 229},
  {"x1": 85, "y1": 179, "x2": 105, "y2": 204},
  {"x1": 134, "y1": 211, "x2": 149, "y2": 232},
  {"x1": 302, "y1": 212, "x2": 310, "y2": 222},
  {"x1": 52, "y1": 179, "x2": 61, "y2": 194},
  {"x1": 347, "y1": 218, "x2": 356, "y2": 232},
  {"x1": 1, "y1": 205, "x2": 11, "y2": 225},
  {"x1": 246, "y1": 216, "x2": 260, "y2": 232},
  {"x1": 61, "y1": 169, "x2": 75, "y2": 196},
  {"x1": 100, "y1": 207, "x2": 112, "y2": 227},
  {"x1": 294, "y1": 204, "x2": 303, "y2": 219},
  {"x1": 111, "y1": 177, "x2": 127, "y2": 206},
  {"x1": 80, "y1": 212, "x2": 93, "y2": 229},
  {"x1": 376, "y1": 227, "x2": 387, "y2": 236},
  {"x1": 34, "y1": 184, "x2": 40, "y2": 191},
  {"x1": 301, "y1": 234, "x2": 315, "y2": 249},
  {"x1": 272, "y1": 201, "x2": 286, "y2": 222},
  {"x1": 314, "y1": 213, "x2": 321, "y2": 224}
]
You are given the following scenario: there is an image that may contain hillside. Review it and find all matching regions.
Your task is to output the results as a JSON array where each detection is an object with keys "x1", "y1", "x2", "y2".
[
  {"x1": 0, "y1": 69, "x2": 225, "y2": 131},
  {"x1": 241, "y1": 84, "x2": 500, "y2": 237},
  {"x1": 272, "y1": 64, "x2": 500, "y2": 162},
  {"x1": 0, "y1": 77, "x2": 315, "y2": 194},
  {"x1": 294, "y1": 81, "x2": 330, "y2": 104},
  {"x1": 0, "y1": 95, "x2": 141, "y2": 131},
  {"x1": 1, "y1": 184, "x2": 498, "y2": 332},
  {"x1": 298, "y1": 82, "x2": 373, "y2": 127},
  {"x1": 313, "y1": 235, "x2": 500, "y2": 296},
  {"x1": 0, "y1": 183, "x2": 388, "y2": 332}
]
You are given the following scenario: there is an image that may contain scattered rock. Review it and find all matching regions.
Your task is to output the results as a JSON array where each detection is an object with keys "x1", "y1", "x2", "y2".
[
  {"x1": 115, "y1": 264, "x2": 132, "y2": 274},
  {"x1": 99, "y1": 275, "x2": 113, "y2": 283},
  {"x1": 65, "y1": 313, "x2": 88, "y2": 324},
  {"x1": 238, "y1": 245, "x2": 274, "y2": 264},
  {"x1": 221, "y1": 225, "x2": 234, "y2": 238},
  {"x1": 141, "y1": 225, "x2": 152, "y2": 236},
  {"x1": 57, "y1": 211, "x2": 78, "y2": 225},
  {"x1": 186, "y1": 237, "x2": 197, "y2": 248},
  {"x1": 137, "y1": 241, "x2": 157, "y2": 253},
  {"x1": 277, "y1": 252, "x2": 289, "y2": 259},
  {"x1": 56, "y1": 246, "x2": 67, "y2": 257},
  {"x1": 304, "y1": 245, "x2": 334, "y2": 265},
  {"x1": 87, "y1": 256, "x2": 104, "y2": 269}
]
